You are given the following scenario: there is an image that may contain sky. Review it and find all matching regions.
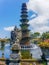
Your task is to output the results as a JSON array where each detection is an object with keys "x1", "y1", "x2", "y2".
[{"x1": 0, "y1": 0, "x2": 49, "y2": 38}]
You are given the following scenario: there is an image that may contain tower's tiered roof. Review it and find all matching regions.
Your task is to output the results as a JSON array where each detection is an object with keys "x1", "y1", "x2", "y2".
[{"x1": 20, "y1": 3, "x2": 30, "y2": 45}]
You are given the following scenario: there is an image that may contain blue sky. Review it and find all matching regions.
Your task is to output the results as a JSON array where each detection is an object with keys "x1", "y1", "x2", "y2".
[
  {"x1": 0, "y1": 0, "x2": 29, "y2": 38},
  {"x1": 0, "y1": 0, "x2": 49, "y2": 38}
]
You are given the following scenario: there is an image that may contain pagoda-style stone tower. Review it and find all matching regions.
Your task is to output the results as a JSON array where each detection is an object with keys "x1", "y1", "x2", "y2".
[{"x1": 20, "y1": 3, "x2": 30, "y2": 47}]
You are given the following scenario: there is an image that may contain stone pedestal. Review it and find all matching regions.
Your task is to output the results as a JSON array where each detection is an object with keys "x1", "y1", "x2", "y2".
[{"x1": 10, "y1": 41, "x2": 21, "y2": 65}]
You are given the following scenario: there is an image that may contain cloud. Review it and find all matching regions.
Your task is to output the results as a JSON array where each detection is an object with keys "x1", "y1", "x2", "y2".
[
  {"x1": 27, "y1": 0, "x2": 49, "y2": 33},
  {"x1": 4, "y1": 26, "x2": 15, "y2": 31}
]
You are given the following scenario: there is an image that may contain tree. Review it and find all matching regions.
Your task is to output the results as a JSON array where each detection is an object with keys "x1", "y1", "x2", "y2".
[
  {"x1": 31, "y1": 32, "x2": 40, "y2": 39},
  {"x1": 41, "y1": 32, "x2": 49, "y2": 41},
  {"x1": 34, "y1": 32, "x2": 40, "y2": 38}
]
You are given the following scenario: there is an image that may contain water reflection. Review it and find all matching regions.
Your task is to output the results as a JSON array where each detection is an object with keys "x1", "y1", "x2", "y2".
[
  {"x1": 0, "y1": 43, "x2": 11, "y2": 59},
  {"x1": 0, "y1": 42, "x2": 42, "y2": 59},
  {"x1": 30, "y1": 43, "x2": 42, "y2": 59}
]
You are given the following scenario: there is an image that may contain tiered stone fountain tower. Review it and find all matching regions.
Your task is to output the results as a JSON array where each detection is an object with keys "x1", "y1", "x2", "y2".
[{"x1": 20, "y1": 3, "x2": 30, "y2": 49}]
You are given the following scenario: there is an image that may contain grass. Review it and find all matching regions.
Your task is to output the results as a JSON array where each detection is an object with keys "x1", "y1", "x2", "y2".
[
  {"x1": 21, "y1": 50, "x2": 32, "y2": 59},
  {"x1": 43, "y1": 61, "x2": 47, "y2": 65}
]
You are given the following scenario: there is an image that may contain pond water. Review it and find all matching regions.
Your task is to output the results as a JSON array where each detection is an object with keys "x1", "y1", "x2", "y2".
[
  {"x1": 0, "y1": 43, "x2": 42, "y2": 59},
  {"x1": 30, "y1": 43, "x2": 42, "y2": 59},
  {"x1": 0, "y1": 43, "x2": 11, "y2": 59}
]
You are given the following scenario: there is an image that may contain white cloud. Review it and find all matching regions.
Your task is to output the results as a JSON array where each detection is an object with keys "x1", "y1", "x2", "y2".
[
  {"x1": 4, "y1": 26, "x2": 15, "y2": 31},
  {"x1": 27, "y1": 0, "x2": 49, "y2": 33}
]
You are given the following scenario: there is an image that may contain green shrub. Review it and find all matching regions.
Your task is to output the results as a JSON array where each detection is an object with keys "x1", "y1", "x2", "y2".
[{"x1": 21, "y1": 50, "x2": 32, "y2": 59}]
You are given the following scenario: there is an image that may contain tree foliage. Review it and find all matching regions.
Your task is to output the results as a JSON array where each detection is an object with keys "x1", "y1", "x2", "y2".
[
  {"x1": 41, "y1": 32, "x2": 49, "y2": 41},
  {"x1": 31, "y1": 32, "x2": 40, "y2": 39}
]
